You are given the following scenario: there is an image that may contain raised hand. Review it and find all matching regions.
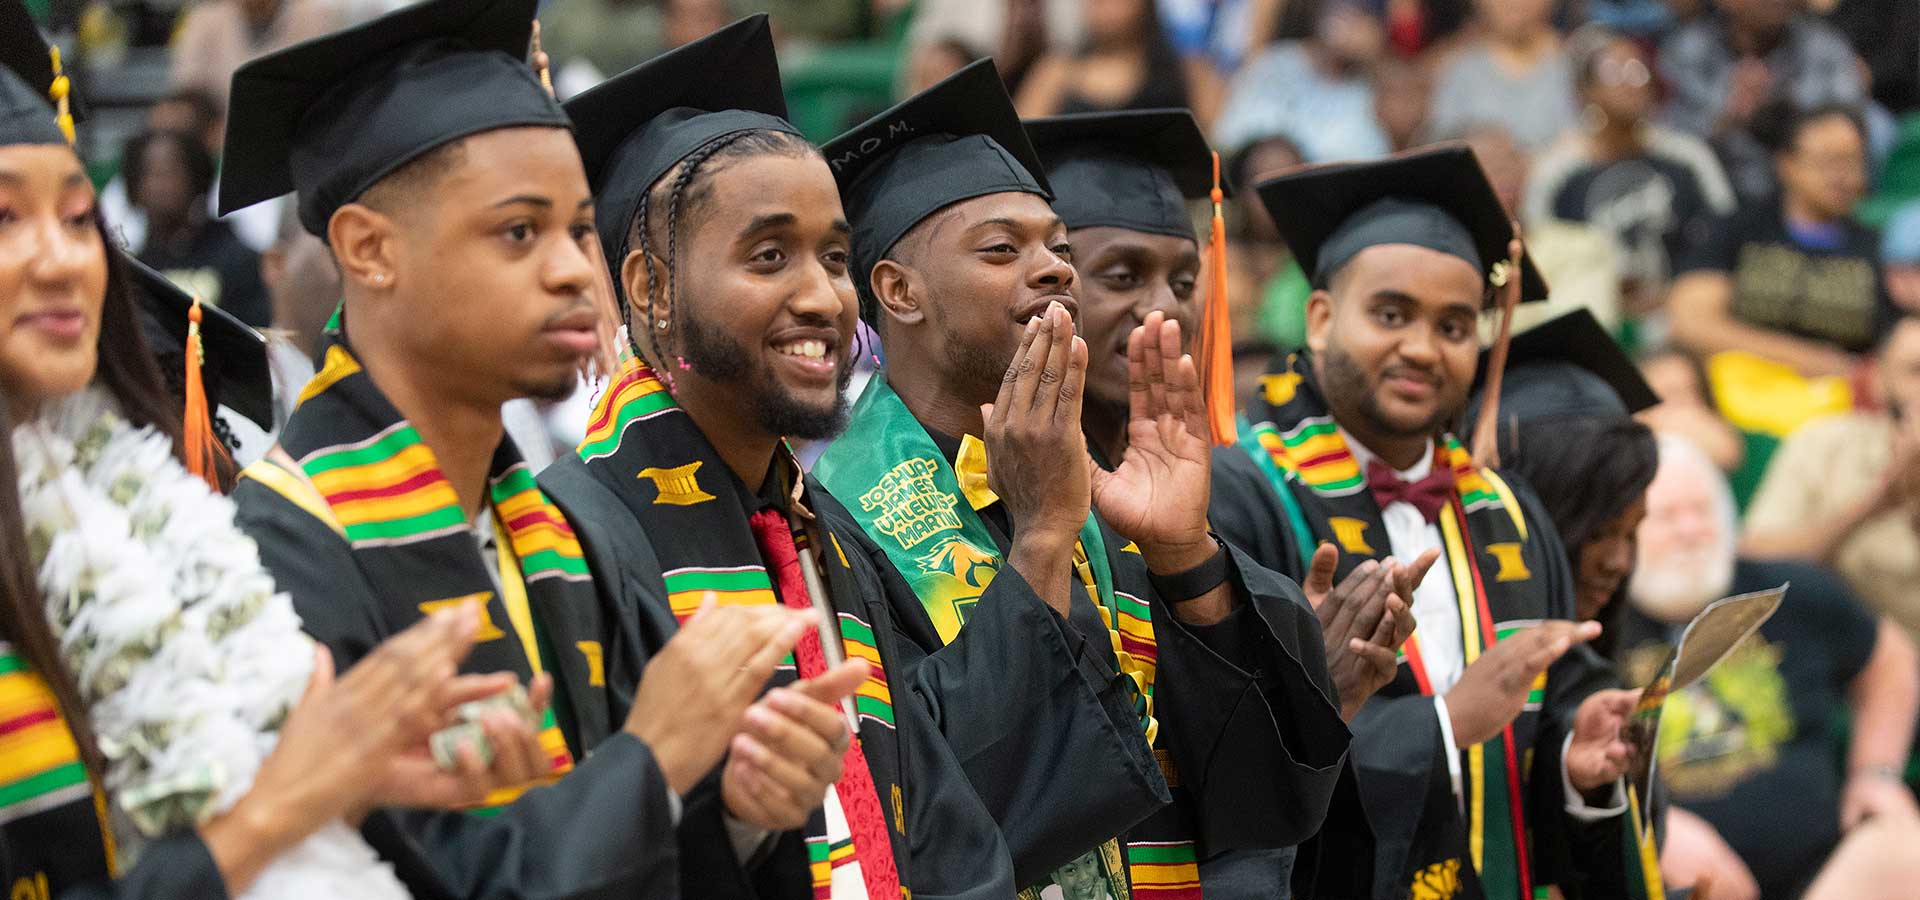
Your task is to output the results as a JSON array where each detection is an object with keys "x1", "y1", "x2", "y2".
[
  {"x1": 722, "y1": 659, "x2": 869, "y2": 831},
  {"x1": 1304, "y1": 544, "x2": 1428, "y2": 720},
  {"x1": 1566, "y1": 688, "x2": 1639, "y2": 794},
  {"x1": 1091, "y1": 311, "x2": 1216, "y2": 575},
  {"x1": 984, "y1": 301, "x2": 1094, "y2": 617},
  {"x1": 1445, "y1": 620, "x2": 1601, "y2": 746},
  {"x1": 625, "y1": 597, "x2": 815, "y2": 793}
]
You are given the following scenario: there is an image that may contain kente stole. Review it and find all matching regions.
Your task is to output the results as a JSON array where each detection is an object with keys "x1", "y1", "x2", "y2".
[
  {"x1": 1242, "y1": 354, "x2": 1542, "y2": 900},
  {"x1": 577, "y1": 356, "x2": 904, "y2": 899},
  {"x1": 814, "y1": 374, "x2": 1185, "y2": 900},
  {"x1": 246, "y1": 336, "x2": 603, "y2": 812},
  {"x1": 0, "y1": 645, "x2": 117, "y2": 895}
]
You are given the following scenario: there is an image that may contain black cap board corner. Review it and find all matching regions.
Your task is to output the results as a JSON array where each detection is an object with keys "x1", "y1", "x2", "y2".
[
  {"x1": 824, "y1": 58, "x2": 1050, "y2": 284},
  {"x1": 1024, "y1": 107, "x2": 1218, "y2": 240},
  {"x1": 1253, "y1": 142, "x2": 1547, "y2": 306},
  {"x1": 0, "y1": 0, "x2": 83, "y2": 147},
  {"x1": 218, "y1": 0, "x2": 569, "y2": 235},
  {"x1": 125, "y1": 255, "x2": 274, "y2": 430},
  {"x1": 1473, "y1": 307, "x2": 1657, "y2": 420},
  {"x1": 564, "y1": 13, "x2": 797, "y2": 273}
]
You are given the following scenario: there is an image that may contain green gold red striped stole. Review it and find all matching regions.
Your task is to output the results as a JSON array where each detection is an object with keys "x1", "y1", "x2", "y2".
[
  {"x1": 0, "y1": 650, "x2": 91, "y2": 826},
  {"x1": 1126, "y1": 840, "x2": 1202, "y2": 899}
]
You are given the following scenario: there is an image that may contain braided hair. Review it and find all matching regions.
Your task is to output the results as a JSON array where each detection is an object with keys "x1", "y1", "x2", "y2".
[{"x1": 618, "y1": 128, "x2": 815, "y2": 373}]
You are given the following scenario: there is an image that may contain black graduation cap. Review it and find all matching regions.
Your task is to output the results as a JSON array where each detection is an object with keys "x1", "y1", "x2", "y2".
[
  {"x1": 1024, "y1": 108, "x2": 1217, "y2": 241},
  {"x1": 126, "y1": 255, "x2": 274, "y2": 430},
  {"x1": 0, "y1": 0, "x2": 78, "y2": 147},
  {"x1": 1253, "y1": 142, "x2": 1547, "y2": 305},
  {"x1": 564, "y1": 14, "x2": 797, "y2": 282},
  {"x1": 822, "y1": 58, "x2": 1050, "y2": 308},
  {"x1": 1469, "y1": 308, "x2": 1656, "y2": 423},
  {"x1": 218, "y1": 0, "x2": 569, "y2": 235}
]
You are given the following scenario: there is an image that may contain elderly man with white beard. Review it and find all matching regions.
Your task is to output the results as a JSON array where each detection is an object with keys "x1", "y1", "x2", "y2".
[{"x1": 1620, "y1": 435, "x2": 1920, "y2": 900}]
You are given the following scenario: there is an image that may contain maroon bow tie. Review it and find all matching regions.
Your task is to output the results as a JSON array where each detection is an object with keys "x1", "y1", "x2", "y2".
[{"x1": 1365, "y1": 458, "x2": 1455, "y2": 524}]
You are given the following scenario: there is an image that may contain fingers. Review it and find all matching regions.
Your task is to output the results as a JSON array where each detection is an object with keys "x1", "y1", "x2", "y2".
[
  {"x1": 1324, "y1": 560, "x2": 1384, "y2": 640},
  {"x1": 996, "y1": 312, "x2": 1043, "y2": 416},
  {"x1": 1347, "y1": 638, "x2": 1399, "y2": 673},
  {"x1": 729, "y1": 609, "x2": 813, "y2": 698},
  {"x1": 732, "y1": 732, "x2": 834, "y2": 810},
  {"x1": 305, "y1": 642, "x2": 335, "y2": 703},
  {"x1": 436, "y1": 672, "x2": 518, "y2": 715},
  {"x1": 1304, "y1": 543, "x2": 1339, "y2": 610},
  {"x1": 480, "y1": 709, "x2": 548, "y2": 784},
  {"x1": 527, "y1": 673, "x2": 555, "y2": 716},
  {"x1": 1126, "y1": 324, "x2": 1150, "y2": 422},
  {"x1": 1141, "y1": 311, "x2": 1170, "y2": 420},
  {"x1": 750, "y1": 691, "x2": 849, "y2": 774},
  {"x1": 1055, "y1": 336, "x2": 1088, "y2": 427},
  {"x1": 1345, "y1": 561, "x2": 1394, "y2": 645},
  {"x1": 1031, "y1": 304, "x2": 1075, "y2": 417},
  {"x1": 791, "y1": 659, "x2": 870, "y2": 707},
  {"x1": 1399, "y1": 548, "x2": 1442, "y2": 600},
  {"x1": 1171, "y1": 353, "x2": 1207, "y2": 443}
]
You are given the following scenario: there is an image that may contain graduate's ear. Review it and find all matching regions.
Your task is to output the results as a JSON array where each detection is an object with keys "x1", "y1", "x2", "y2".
[
  {"x1": 328, "y1": 203, "x2": 400, "y2": 294},
  {"x1": 618, "y1": 249, "x2": 669, "y2": 322},
  {"x1": 870, "y1": 258, "x2": 924, "y2": 326},
  {"x1": 1304, "y1": 288, "x2": 1335, "y2": 356}
]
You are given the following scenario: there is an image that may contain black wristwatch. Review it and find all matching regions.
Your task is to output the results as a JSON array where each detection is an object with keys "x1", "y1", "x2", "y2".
[{"x1": 1147, "y1": 537, "x2": 1230, "y2": 602}]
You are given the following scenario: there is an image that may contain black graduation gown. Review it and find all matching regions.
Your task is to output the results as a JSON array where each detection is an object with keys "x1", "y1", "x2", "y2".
[
  {"x1": 1208, "y1": 447, "x2": 1627, "y2": 900},
  {"x1": 235, "y1": 483, "x2": 682, "y2": 900},
  {"x1": 817, "y1": 442, "x2": 1351, "y2": 889},
  {"x1": 539, "y1": 457, "x2": 1022, "y2": 899}
]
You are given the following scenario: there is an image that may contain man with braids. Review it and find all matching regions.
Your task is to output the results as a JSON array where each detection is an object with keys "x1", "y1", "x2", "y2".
[
  {"x1": 1207, "y1": 145, "x2": 1644, "y2": 900},
  {"x1": 815, "y1": 61, "x2": 1352, "y2": 900},
  {"x1": 219, "y1": 0, "x2": 848, "y2": 897},
  {"x1": 539, "y1": 18, "x2": 1163, "y2": 897}
]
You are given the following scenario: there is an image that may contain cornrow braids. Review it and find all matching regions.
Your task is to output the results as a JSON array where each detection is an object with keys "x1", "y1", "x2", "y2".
[{"x1": 620, "y1": 128, "x2": 815, "y2": 378}]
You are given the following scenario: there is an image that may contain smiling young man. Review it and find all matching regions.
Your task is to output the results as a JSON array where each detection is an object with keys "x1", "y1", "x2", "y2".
[
  {"x1": 1209, "y1": 145, "x2": 1644, "y2": 899},
  {"x1": 219, "y1": 1, "x2": 832, "y2": 897},
  {"x1": 1025, "y1": 107, "x2": 1420, "y2": 900},
  {"x1": 815, "y1": 62, "x2": 1351, "y2": 900}
]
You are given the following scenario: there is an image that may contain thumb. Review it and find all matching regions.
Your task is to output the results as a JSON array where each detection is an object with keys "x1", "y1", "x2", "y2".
[
  {"x1": 794, "y1": 658, "x2": 870, "y2": 705},
  {"x1": 980, "y1": 403, "x2": 996, "y2": 429},
  {"x1": 304, "y1": 642, "x2": 336, "y2": 703},
  {"x1": 1403, "y1": 548, "x2": 1442, "y2": 596},
  {"x1": 1305, "y1": 542, "x2": 1339, "y2": 604}
]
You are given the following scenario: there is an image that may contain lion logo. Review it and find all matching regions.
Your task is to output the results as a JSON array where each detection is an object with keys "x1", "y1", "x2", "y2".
[{"x1": 915, "y1": 534, "x2": 998, "y2": 619}]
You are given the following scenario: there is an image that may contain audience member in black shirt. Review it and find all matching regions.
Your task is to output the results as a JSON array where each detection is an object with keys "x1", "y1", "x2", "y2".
[
  {"x1": 127, "y1": 128, "x2": 270, "y2": 327},
  {"x1": 1624, "y1": 435, "x2": 1920, "y2": 900}
]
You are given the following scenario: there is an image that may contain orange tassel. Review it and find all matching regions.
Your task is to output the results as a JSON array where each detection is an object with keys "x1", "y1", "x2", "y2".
[
  {"x1": 1469, "y1": 231, "x2": 1525, "y2": 470},
  {"x1": 182, "y1": 298, "x2": 226, "y2": 490},
  {"x1": 1198, "y1": 151, "x2": 1239, "y2": 446}
]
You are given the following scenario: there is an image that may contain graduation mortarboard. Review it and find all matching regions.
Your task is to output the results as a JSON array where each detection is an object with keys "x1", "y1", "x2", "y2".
[
  {"x1": 1468, "y1": 308, "x2": 1657, "y2": 426},
  {"x1": 218, "y1": 0, "x2": 569, "y2": 235},
  {"x1": 1024, "y1": 108, "x2": 1218, "y2": 241},
  {"x1": 564, "y1": 14, "x2": 797, "y2": 281},
  {"x1": 0, "y1": 0, "x2": 79, "y2": 147},
  {"x1": 1253, "y1": 143, "x2": 1547, "y2": 306},
  {"x1": 823, "y1": 58, "x2": 1050, "y2": 313},
  {"x1": 126, "y1": 256, "x2": 274, "y2": 430}
]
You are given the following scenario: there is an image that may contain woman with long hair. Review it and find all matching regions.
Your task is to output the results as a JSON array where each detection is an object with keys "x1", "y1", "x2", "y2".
[
  {"x1": 1014, "y1": 0, "x2": 1203, "y2": 122},
  {"x1": 0, "y1": 17, "x2": 550, "y2": 899}
]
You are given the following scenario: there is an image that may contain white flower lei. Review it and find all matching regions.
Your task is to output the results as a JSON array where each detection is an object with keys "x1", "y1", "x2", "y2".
[{"x1": 13, "y1": 387, "x2": 409, "y2": 900}]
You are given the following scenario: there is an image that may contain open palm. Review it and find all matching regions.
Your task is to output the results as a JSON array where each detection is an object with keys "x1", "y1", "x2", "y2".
[{"x1": 1092, "y1": 312, "x2": 1213, "y2": 554}]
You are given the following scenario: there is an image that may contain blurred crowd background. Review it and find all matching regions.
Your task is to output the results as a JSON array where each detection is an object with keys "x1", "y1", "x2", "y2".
[{"x1": 22, "y1": 0, "x2": 1920, "y2": 892}]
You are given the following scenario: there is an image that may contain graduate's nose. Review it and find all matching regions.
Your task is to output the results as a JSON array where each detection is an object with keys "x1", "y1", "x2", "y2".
[
  {"x1": 790, "y1": 255, "x2": 849, "y2": 322},
  {"x1": 26, "y1": 213, "x2": 90, "y2": 288},
  {"x1": 544, "y1": 231, "x2": 597, "y2": 297},
  {"x1": 1029, "y1": 245, "x2": 1076, "y2": 295}
]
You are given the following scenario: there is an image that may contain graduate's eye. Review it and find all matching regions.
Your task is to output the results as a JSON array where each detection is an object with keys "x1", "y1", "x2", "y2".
[
  {"x1": 978, "y1": 242, "x2": 1018, "y2": 257},
  {"x1": 1372, "y1": 305, "x2": 1406, "y2": 327},
  {"x1": 568, "y1": 222, "x2": 594, "y2": 244},
  {"x1": 821, "y1": 247, "x2": 850, "y2": 272},
  {"x1": 502, "y1": 222, "x2": 535, "y2": 244},
  {"x1": 748, "y1": 243, "x2": 787, "y2": 269},
  {"x1": 1170, "y1": 274, "x2": 1197, "y2": 301},
  {"x1": 1097, "y1": 268, "x2": 1141, "y2": 290},
  {"x1": 1050, "y1": 242, "x2": 1073, "y2": 263},
  {"x1": 0, "y1": 205, "x2": 15, "y2": 228},
  {"x1": 1438, "y1": 315, "x2": 1475, "y2": 343}
]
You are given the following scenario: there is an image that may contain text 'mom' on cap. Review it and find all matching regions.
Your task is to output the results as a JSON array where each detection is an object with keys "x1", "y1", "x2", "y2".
[
  {"x1": 217, "y1": 0, "x2": 570, "y2": 236},
  {"x1": 1024, "y1": 108, "x2": 1219, "y2": 241},
  {"x1": 1253, "y1": 142, "x2": 1548, "y2": 306},
  {"x1": 564, "y1": 13, "x2": 799, "y2": 282},
  {"x1": 822, "y1": 57, "x2": 1051, "y2": 313}
]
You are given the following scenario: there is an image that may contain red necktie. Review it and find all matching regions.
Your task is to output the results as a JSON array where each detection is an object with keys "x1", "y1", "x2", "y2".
[
  {"x1": 748, "y1": 508, "x2": 902, "y2": 899},
  {"x1": 1364, "y1": 457, "x2": 1455, "y2": 524}
]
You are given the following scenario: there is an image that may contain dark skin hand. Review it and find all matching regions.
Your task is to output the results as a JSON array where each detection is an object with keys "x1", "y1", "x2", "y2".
[
  {"x1": 1299, "y1": 543, "x2": 1431, "y2": 720},
  {"x1": 1446, "y1": 619, "x2": 1601, "y2": 746}
]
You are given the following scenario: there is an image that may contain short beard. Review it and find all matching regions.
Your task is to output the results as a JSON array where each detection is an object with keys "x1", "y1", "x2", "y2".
[
  {"x1": 680, "y1": 312, "x2": 852, "y2": 440},
  {"x1": 932, "y1": 301, "x2": 1016, "y2": 407},
  {"x1": 1318, "y1": 343, "x2": 1453, "y2": 440},
  {"x1": 1628, "y1": 542, "x2": 1736, "y2": 624}
]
